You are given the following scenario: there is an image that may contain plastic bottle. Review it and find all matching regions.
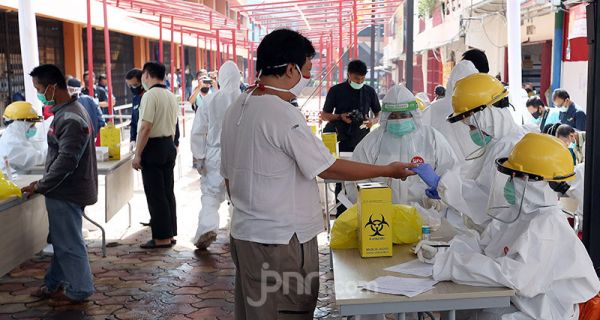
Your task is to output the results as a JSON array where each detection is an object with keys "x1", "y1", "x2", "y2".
[{"x1": 422, "y1": 225, "x2": 431, "y2": 241}]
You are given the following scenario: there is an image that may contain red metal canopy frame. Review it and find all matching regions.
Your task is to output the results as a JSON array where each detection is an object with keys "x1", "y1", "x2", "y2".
[
  {"x1": 234, "y1": 0, "x2": 402, "y2": 82},
  {"x1": 87, "y1": 0, "x2": 401, "y2": 117}
]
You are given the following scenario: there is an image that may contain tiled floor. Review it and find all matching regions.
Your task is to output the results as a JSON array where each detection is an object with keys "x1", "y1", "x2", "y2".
[
  {"x1": 0, "y1": 227, "x2": 340, "y2": 320},
  {"x1": 0, "y1": 132, "x2": 341, "y2": 319}
]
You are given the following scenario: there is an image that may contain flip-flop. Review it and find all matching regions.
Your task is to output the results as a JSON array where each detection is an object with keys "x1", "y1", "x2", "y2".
[
  {"x1": 30, "y1": 286, "x2": 61, "y2": 299},
  {"x1": 47, "y1": 291, "x2": 88, "y2": 306},
  {"x1": 140, "y1": 239, "x2": 173, "y2": 249}
]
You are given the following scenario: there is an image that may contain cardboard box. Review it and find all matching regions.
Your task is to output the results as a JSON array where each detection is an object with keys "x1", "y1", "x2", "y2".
[
  {"x1": 357, "y1": 183, "x2": 393, "y2": 258},
  {"x1": 100, "y1": 123, "x2": 121, "y2": 160},
  {"x1": 321, "y1": 132, "x2": 338, "y2": 158}
]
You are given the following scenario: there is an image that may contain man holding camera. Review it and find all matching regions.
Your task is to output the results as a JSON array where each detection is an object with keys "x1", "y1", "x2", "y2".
[
  {"x1": 322, "y1": 59, "x2": 381, "y2": 215},
  {"x1": 322, "y1": 60, "x2": 380, "y2": 151}
]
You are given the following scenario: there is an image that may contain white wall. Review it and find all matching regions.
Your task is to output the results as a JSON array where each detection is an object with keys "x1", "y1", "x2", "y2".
[
  {"x1": 465, "y1": 14, "x2": 507, "y2": 77},
  {"x1": 561, "y1": 61, "x2": 589, "y2": 110}
]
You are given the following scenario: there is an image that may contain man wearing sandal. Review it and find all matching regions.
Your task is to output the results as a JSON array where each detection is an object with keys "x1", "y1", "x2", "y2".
[{"x1": 22, "y1": 64, "x2": 97, "y2": 306}]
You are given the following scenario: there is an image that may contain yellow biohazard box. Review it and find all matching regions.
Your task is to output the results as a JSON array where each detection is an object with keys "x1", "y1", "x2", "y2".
[
  {"x1": 357, "y1": 182, "x2": 393, "y2": 258},
  {"x1": 321, "y1": 132, "x2": 338, "y2": 158},
  {"x1": 100, "y1": 123, "x2": 121, "y2": 160}
]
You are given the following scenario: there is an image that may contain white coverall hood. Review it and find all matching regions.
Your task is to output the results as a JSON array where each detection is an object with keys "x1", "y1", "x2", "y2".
[
  {"x1": 512, "y1": 178, "x2": 559, "y2": 215},
  {"x1": 446, "y1": 60, "x2": 478, "y2": 96},
  {"x1": 428, "y1": 61, "x2": 479, "y2": 159},
  {"x1": 379, "y1": 84, "x2": 423, "y2": 127},
  {"x1": 0, "y1": 121, "x2": 46, "y2": 173},
  {"x1": 217, "y1": 60, "x2": 242, "y2": 93},
  {"x1": 348, "y1": 84, "x2": 459, "y2": 205},
  {"x1": 191, "y1": 60, "x2": 242, "y2": 160},
  {"x1": 472, "y1": 106, "x2": 523, "y2": 142}
]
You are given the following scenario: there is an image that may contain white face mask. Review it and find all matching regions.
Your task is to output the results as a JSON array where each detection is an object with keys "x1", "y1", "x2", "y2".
[{"x1": 263, "y1": 64, "x2": 310, "y2": 97}]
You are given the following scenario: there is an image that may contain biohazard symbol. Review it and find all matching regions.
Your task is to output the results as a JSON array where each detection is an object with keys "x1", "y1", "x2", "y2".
[{"x1": 364, "y1": 214, "x2": 389, "y2": 237}]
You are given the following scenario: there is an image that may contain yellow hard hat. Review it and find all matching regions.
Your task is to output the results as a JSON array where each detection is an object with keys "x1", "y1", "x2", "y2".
[
  {"x1": 496, "y1": 133, "x2": 575, "y2": 182},
  {"x1": 0, "y1": 171, "x2": 22, "y2": 200},
  {"x1": 3, "y1": 101, "x2": 41, "y2": 121},
  {"x1": 447, "y1": 73, "x2": 508, "y2": 123}
]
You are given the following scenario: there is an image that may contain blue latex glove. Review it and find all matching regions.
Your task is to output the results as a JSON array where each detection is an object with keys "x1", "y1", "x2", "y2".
[
  {"x1": 412, "y1": 163, "x2": 441, "y2": 190},
  {"x1": 425, "y1": 187, "x2": 441, "y2": 200}
]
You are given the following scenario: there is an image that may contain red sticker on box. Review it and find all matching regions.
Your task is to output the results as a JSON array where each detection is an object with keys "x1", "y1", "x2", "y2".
[{"x1": 411, "y1": 156, "x2": 424, "y2": 165}]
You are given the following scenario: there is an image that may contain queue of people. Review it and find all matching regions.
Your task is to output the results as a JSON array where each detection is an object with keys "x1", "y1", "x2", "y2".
[{"x1": 6, "y1": 26, "x2": 596, "y2": 319}]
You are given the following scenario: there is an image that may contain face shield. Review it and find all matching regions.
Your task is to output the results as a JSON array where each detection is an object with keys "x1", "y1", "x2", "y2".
[
  {"x1": 486, "y1": 172, "x2": 529, "y2": 224},
  {"x1": 386, "y1": 111, "x2": 417, "y2": 138},
  {"x1": 487, "y1": 161, "x2": 559, "y2": 224},
  {"x1": 456, "y1": 111, "x2": 493, "y2": 161}
]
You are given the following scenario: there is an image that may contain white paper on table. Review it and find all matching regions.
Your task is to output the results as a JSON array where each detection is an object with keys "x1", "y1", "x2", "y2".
[
  {"x1": 384, "y1": 259, "x2": 434, "y2": 277},
  {"x1": 360, "y1": 276, "x2": 438, "y2": 297}
]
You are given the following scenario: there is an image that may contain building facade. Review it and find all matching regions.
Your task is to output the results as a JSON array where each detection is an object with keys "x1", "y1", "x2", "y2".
[
  {"x1": 0, "y1": 0, "x2": 247, "y2": 113},
  {"x1": 383, "y1": 0, "x2": 588, "y2": 106}
]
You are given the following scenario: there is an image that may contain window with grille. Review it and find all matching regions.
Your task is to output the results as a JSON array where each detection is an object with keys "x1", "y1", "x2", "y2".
[
  {"x1": 0, "y1": 11, "x2": 63, "y2": 124},
  {"x1": 83, "y1": 28, "x2": 134, "y2": 106}
]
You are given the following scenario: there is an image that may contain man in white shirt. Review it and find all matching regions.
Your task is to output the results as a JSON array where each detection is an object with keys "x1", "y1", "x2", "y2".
[{"x1": 220, "y1": 29, "x2": 416, "y2": 320}]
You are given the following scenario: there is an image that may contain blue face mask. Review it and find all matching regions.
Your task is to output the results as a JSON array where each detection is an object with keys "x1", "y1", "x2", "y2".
[
  {"x1": 504, "y1": 178, "x2": 516, "y2": 205},
  {"x1": 387, "y1": 118, "x2": 416, "y2": 137},
  {"x1": 470, "y1": 129, "x2": 492, "y2": 147},
  {"x1": 25, "y1": 127, "x2": 37, "y2": 139}
]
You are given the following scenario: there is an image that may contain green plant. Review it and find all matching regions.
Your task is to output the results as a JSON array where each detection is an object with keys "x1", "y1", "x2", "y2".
[{"x1": 417, "y1": 0, "x2": 437, "y2": 18}]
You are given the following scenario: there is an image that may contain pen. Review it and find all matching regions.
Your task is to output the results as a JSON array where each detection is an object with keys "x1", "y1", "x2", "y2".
[{"x1": 430, "y1": 245, "x2": 450, "y2": 248}]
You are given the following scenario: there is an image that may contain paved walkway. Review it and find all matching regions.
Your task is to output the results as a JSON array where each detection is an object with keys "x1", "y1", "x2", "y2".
[
  {"x1": 0, "y1": 227, "x2": 339, "y2": 320},
  {"x1": 0, "y1": 122, "x2": 341, "y2": 319}
]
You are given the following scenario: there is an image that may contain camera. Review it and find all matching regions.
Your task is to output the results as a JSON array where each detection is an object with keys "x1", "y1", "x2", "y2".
[{"x1": 347, "y1": 109, "x2": 365, "y2": 125}]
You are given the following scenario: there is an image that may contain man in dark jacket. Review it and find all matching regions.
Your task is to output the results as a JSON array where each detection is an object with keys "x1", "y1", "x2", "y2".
[
  {"x1": 22, "y1": 64, "x2": 98, "y2": 305},
  {"x1": 553, "y1": 88, "x2": 587, "y2": 131},
  {"x1": 125, "y1": 68, "x2": 144, "y2": 149}
]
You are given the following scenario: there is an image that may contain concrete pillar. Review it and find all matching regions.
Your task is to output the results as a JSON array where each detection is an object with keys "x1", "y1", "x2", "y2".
[
  {"x1": 63, "y1": 22, "x2": 84, "y2": 79},
  {"x1": 17, "y1": 0, "x2": 40, "y2": 110},
  {"x1": 133, "y1": 36, "x2": 148, "y2": 69},
  {"x1": 507, "y1": 0, "x2": 524, "y2": 123}
]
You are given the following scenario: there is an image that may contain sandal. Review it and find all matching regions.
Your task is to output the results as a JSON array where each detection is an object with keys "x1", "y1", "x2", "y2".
[
  {"x1": 47, "y1": 291, "x2": 87, "y2": 306},
  {"x1": 30, "y1": 286, "x2": 61, "y2": 299},
  {"x1": 140, "y1": 239, "x2": 173, "y2": 249}
]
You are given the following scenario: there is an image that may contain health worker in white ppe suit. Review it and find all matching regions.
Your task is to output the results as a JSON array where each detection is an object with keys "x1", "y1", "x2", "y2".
[
  {"x1": 0, "y1": 101, "x2": 46, "y2": 174},
  {"x1": 190, "y1": 61, "x2": 241, "y2": 250},
  {"x1": 346, "y1": 84, "x2": 459, "y2": 211},
  {"x1": 415, "y1": 133, "x2": 600, "y2": 320},
  {"x1": 428, "y1": 60, "x2": 479, "y2": 159},
  {"x1": 414, "y1": 73, "x2": 526, "y2": 229}
]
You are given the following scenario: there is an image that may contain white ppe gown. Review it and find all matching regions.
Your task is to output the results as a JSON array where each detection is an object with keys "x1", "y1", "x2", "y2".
[
  {"x1": 433, "y1": 179, "x2": 600, "y2": 320},
  {"x1": 566, "y1": 163, "x2": 585, "y2": 217},
  {"x1": 190, "y1": 61, "x2": 241, "y2": 242},
  {"x1": 0, "y1": 121, "x2": 46, "y2": 174},
  {"x1": 346, "y1": 85, "x2": 459, "y2": 212},
  {"x1": 437, "y1": 107, "x2": 526, "y2": 227}
]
